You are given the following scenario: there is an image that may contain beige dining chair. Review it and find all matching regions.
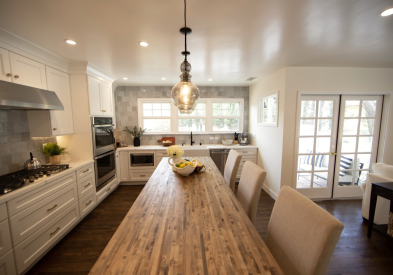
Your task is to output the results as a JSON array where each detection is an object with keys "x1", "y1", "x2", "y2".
[
  {"x1": 266, "y1": 186, "x2": 344, "y2": 275},
  {"x1": 224, "y1": 149, "x2": 242, "y2": 192},
  {"x1": 237, "y1": 161, "x2": 266, "y2": 224}
]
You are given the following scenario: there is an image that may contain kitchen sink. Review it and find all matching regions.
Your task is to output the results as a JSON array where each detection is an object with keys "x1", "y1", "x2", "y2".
[{"x1": 180, "y1": 145, "x2": 209, "y2": 157}]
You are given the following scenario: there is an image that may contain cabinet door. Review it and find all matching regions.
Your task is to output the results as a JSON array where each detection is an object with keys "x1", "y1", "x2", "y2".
[
  {"x1": 119, "y1": 152, "x2": 130, "y2": 182},
  {"x1": 0, "y1": 48, "x2": 12, "y2": 82},
  {"x1": 0, "y1": 251, "x2": 16, "y2": 275},
  {"x1": 9, "y1": 52, "x2": 47, "y2": 89},
  {"x1": 100, "y1": 81, "x2": 113, "y2": 116},
  {"x1": 88, "y1": 76, "x2": 103, "y2": 116},
  {"x1": 46, "y1": 67, "x2": 74, "y2": 136}
]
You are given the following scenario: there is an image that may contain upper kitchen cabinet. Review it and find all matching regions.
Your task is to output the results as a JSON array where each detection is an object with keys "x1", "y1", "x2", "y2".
[
  {"x1": 9, "y1": 52, "x2": 47, "y2": 89},
  {"x1": 0, "y1": 47, "x2": 12, "y2": 82},
  {"x1": 28, "y1": 67, "x2": 74, "y2": 137},
  {"x1": 88, "y1": 75, "x2": 113, "y2": 116}
]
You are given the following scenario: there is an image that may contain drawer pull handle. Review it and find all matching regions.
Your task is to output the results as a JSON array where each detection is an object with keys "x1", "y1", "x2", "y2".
[
  {"x1": 50, "y1": 227, "x2": 60, "y2": 236},
  {"x1": 84, "y1": 183, "x2": 91, "y2": 188},
  {"x1": 86, "y1": 200, "x2": 93, "y2": 206},
  {"x1": 53, "y1": 128, "x2": 57, "y2": 131},
  {"x1": 243, "y1": 151, "x2": 248, "y2": 153},
  {"x1": 106, "y1": 187, "x2": 111, "y2": 192},
  {"x1": 47, "y1": 204, "x2": 58, "y2": 211},
  {"x1": 14, "y1": 75, "x2": 19, "y2": 79},
  {"x1": 140, "y1": 175, "x2": 146, "y2": 177},
  {"x1": 83, "y1": 169, "x2": 90, "y2": 173},
  {"x1": 6, "y1": 73, "x2": 12, "y2": 77}
]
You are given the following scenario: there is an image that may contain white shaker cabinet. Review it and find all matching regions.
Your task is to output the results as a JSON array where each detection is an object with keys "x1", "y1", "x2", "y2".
[
  {"x1": 119, "y1": 151, "x2": 130, "y2": 182},
  {"x1": 0, "y1": 48, "x2": 12, "y2": 82},
  {"x1": 88, "y1": 75, "x2": 113, "y2": 116},
  {"x1": 9, "y1": 52, "x2": 47, "y2": 89},
  {"x1": 27, "y1": 67, "x2": 74, "y2": 137}
]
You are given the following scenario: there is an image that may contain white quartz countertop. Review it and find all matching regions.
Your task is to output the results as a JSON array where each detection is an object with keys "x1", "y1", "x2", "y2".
[
  {"x1": 116, "y1": 144, "x2": 258, "y2": 151},
  {"x1": 0, "y1": 159, "x2": 94, "y2": 205}
]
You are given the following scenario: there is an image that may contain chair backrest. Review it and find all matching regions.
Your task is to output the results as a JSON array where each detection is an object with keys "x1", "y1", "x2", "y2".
[
  {"x1": 224, "y1": 149, "x2": 242, "y2": 192},
  {"x1": 237, "y1": 161, "x2": 266, "y2": 224},
  {"x1": 266, "y1": 186, "x2": 344, "y2": 275},
  {"x1": 371, "y1": 163, "x2": 393, "y2": 179}
]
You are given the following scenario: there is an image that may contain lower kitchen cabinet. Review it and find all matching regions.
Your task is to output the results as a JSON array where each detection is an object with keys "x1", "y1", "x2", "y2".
[
  {"x1": 0, "y1": 250, "x2": 17, "y2": 275},
  {"x1": 13, "y1": 203, "x2": 80, "y2": 274},
  {"x1": 129, "y1": 169, "x2": 155, "y2": 182},
  {"x1": 0, "y1": 220, "x2": 12, "y2": 258},
  {"x1": 76, "y1": 172, "x2": 95, "y2": 199},
  {"x1": 79, "y1": 189, "x2": 96, "y2": 218},
  {"x1": 96, "y1": 178, "x2": 118, "y2": 204}
]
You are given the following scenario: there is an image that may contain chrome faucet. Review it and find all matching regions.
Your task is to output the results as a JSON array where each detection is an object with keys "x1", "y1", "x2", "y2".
[{"x1": 190, "y1": 131, "x2": 195, "y2": 146}]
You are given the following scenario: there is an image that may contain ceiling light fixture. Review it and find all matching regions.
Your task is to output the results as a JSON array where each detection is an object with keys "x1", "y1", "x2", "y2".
[
  {"x1": 208, "y1": 79, "x2": 212, "y2": 81},
  {"x1": 123, "y1": 77, "x2": 128, "y2": 80},
  {"x1": 162, "y1": 77, "x2": 166, "y2": 80},
  {"x1": 170, "y1": 0, "x2": 200, "y2": 114},
  {"x1": 381, "y1": 8, "x2": 393, "y2": 16},
  {"x1": 139, "y1": 41, "x2": 149, "y2": 47},
  {"x1": 65, "y1": 39, "x2": 76, "y2": 45}
]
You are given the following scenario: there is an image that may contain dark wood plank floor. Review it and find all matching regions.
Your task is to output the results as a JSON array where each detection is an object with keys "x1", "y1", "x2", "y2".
[{"x1": 26, "y1": 185, "x2": 393, "y2": 275}]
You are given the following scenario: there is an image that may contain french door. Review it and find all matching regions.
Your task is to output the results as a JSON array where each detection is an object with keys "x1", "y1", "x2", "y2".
[{"x1": 294, "y1": 95, "x2": 383, "y2": 199}]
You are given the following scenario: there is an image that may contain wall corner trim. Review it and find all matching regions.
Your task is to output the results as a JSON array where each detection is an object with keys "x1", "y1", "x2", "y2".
[{"x1": 262, "y1": 184, "x2": 278, "y2": 200}]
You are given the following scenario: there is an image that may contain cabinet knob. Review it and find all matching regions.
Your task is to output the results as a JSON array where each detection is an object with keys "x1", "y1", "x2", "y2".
[
  {"x1": 53, "y1": 128, "x2": 57, "y2": 130},
  {"x1": 14, "y1": 75, "x2": 19, "y2": 79},
  {"x1": 6, "y1": 73, "x2": 12, "y2": 77}
]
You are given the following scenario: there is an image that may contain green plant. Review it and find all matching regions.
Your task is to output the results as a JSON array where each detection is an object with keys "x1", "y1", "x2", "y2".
[
  {"x1": 42, "y1": 142, "x2": 67, "y2": 156},
  {"x1": 123, "y1": 126, "x2": 148, "y2": 138}
]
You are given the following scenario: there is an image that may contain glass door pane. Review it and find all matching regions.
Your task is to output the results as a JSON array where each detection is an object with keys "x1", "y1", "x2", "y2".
[
  {"x1": 294, "y1": 95, "x2": 340, "y2": 199},
  {"x1": 333, "y1": 96, "x2": 383, "y2": 198}
]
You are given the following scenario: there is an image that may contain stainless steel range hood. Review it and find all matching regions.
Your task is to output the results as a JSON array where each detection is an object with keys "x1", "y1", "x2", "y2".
[{"x1": 0, "y1": 80, "x2": 64, "y2": 110}]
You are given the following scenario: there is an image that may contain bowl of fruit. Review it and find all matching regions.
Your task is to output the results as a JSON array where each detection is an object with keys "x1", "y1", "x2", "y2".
[{"x1": 174, "y1": 159, "x2": 197, "y2": 176}]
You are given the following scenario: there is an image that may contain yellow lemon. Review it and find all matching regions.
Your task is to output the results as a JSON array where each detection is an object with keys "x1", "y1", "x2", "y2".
[{"x1": 180, "y1": 164, "x2": 186, "y2": 168}]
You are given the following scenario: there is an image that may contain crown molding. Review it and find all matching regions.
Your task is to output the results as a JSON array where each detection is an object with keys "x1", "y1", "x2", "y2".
[{"x1": 69, "y1": 61, "x2": 117, "y2": 83}]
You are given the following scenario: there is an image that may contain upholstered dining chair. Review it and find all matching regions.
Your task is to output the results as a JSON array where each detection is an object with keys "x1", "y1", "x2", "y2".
[
  {"x1": 266, "y1": 186, "x2": 344, "y2": 275},
  {"x1": 237, "y1": 161, "x2": 266, "y2": 224},
  {"x1": 224, "y1": 149, "x2": 242, "y2": 192}
]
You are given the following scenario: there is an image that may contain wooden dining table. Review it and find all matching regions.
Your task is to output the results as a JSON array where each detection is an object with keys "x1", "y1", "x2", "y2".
[{"x1": 89, "y1": 157, "x2": 283, "y2": 275}]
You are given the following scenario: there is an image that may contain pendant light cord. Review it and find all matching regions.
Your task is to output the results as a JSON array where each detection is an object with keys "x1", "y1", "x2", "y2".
[{"x1": 184, "y1": 0, "x2": 187, "y2": 61}]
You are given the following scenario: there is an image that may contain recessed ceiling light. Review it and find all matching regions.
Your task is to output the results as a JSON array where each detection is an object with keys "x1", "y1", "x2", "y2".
[
  {"x1": 65, "y1": 39, "x2": 76, "y2": 45},
  {"x1": 139, "y1": 41, "x2": 149, "y2": 47},
  {"x1": 123, "y1": 77, "x2": 128, "y2": 80},
  {"x1": 381, "y1": 8, "x2": 393, "y2": 16},
  {"x1": 208, "y1": 79, "x2": 212, "y2": 81},
  {"x1": 162, "y1": 77, "x2": 166, "y2": 80}
]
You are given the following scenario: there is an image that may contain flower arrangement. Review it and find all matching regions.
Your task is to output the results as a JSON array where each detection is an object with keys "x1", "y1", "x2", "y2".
[{"x1": 166, "y1": 145, "x2": 184, "y2": 157}]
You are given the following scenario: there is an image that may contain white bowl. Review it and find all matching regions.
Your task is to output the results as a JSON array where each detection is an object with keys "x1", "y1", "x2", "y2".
[
  {"x1": 222, "y1": 140, "x2": 233, "y2": 146},
  {"x1": 173, "y1": 159, "x2": 197, "y2": 176}
]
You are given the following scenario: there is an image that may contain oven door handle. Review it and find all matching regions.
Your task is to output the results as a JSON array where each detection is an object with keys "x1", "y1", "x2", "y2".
[{"x1": 95, "y1": 151, "x2": 115, "y2": 159}]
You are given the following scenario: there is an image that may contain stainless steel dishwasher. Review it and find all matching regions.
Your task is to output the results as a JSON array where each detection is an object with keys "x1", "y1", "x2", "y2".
[{"x1": 210, "y1": 149, "x2": 231, "y2": 175}]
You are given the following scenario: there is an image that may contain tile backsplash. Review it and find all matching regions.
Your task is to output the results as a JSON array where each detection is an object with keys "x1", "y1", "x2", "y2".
[
  {"x1": 114, "y1": 86, "x2": 249, "y2": 146},
  {"x1": 0, "y1": 110, "x2": 55, "y2": 176}
]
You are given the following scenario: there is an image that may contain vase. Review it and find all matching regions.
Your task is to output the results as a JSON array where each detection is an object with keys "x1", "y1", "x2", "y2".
[
  {"x1": 168, "y1": 155, "x2": 181, "y2": 171},
  {"x1": 50, "y1": 155, "x2": 61, "y2": 165},
  {"x1": 134, "y1": 137, "x2": 140, "y2": 147}
]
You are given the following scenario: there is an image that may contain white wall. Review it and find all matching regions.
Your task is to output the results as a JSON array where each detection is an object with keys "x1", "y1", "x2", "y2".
[
  {"x1": 281, "y1": 67, "x2": 393, "y2": 190},
  {"x1": 249, "y1": 68, "x2": 286, "y2": 198}
]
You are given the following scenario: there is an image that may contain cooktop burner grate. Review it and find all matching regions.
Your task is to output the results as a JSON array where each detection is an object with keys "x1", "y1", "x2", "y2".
[{"x1": 0, "y1": 164, "x2": 69, "y2": 195}]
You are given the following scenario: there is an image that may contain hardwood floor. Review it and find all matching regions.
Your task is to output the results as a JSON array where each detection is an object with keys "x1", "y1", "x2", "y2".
[{"x1": 26, "y1": 185, "x2": 393, "y2": 275}]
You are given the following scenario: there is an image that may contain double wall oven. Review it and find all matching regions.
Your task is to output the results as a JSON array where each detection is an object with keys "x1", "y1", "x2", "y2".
[{"x1": 92, "y1": 116, "x2": 116, "y2": 190}]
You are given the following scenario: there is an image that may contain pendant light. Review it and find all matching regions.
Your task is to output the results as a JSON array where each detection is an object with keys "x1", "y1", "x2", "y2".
[{"x1": 171, "y1": 0, "x2": 200, "y2": 114}]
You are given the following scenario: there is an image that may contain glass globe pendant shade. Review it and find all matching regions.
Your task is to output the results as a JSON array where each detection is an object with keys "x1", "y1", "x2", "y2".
[
  {"x1": 171, "y1": 60, "x2": 200, "y2": 114},
  {"x1": 171, "y1": 81, "x2": 200, "y2": 114}
]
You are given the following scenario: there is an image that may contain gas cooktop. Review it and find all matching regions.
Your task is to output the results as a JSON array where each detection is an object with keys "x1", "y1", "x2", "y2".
[{"x1": 0, "y1": 164, "x2": 69, "y2": 195}]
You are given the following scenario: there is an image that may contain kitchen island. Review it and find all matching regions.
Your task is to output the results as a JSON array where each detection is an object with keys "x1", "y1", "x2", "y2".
[{"x1": 89, "y1": 157, "x2": 282, "y2": 274}]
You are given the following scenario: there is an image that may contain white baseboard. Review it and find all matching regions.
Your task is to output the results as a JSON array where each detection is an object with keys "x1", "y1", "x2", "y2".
[{"x1": 262, "y1": 184, "x2": 278, "y2": 200}]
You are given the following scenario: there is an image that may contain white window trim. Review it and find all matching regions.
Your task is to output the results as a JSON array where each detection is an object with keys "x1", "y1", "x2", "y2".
[
  {"x1": 257, "y1": 92, "x2": 279, "y2": 127},
  {"x1": 137, "y1": 98, "x2": 244, "y2": 134}
]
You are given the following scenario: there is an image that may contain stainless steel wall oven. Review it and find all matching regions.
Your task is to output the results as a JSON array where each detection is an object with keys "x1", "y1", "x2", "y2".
[{"x1": 95, "y1": 150, "x2": 116, "y2": 190}]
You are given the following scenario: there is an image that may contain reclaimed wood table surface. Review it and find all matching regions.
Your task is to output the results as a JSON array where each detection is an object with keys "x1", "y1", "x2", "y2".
[{"x1": 89, "y1": 157, "x2": 283, "y2": 275}]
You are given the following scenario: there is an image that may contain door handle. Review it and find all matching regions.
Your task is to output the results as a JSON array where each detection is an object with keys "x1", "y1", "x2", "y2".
[{"x1": 330, "y1": 152, "x2": 337, "y2": 155}]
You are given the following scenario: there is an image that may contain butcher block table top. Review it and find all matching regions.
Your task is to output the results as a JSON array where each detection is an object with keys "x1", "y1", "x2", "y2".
[{"x1": 89, "y1": 157, "x2": 283, "y2": 275}]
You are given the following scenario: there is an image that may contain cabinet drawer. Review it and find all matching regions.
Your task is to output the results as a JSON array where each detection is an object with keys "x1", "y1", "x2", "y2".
[
  {"x1": 96, "y1": 178, "x2": 118, "y2": 204},
  {"x1": 77, "y1": 172, "x2": 95, "y2": 199},
  {"x1": 76, "y1": 163, "x2": 94, "y2": 180},
  {"x1": 155, "y1": 150, "x2": 168, "y2": 157},
  {"x1": 239, "y1": 156, "x2": 257, "y2": 167},
  {"x1": 233, "y1": 148, "x2": 257, "y2": 156},
  {"x1": 14, "y1": 203, "x2": 80, "y2": 275},
  {"x1": 0, "y1": 220, "x2": 12, "y2": 258},
  {"x1": 79, "y1": 190, "x2": 96, "y2": 218},
  {"x1": 129, "y1": 170, "x2": 154, "y2": 182},
  {"x1": 0, "y1": 250, "x2": 16, "y2": 275},
  {"x1": 0, "y1": 204, "x2": 7, "y2": 222},
  {"x1": 7, "y1": 172, "x2": 76, "y2": 217},
  {"x1": 10, "y1": 182, "x2": 78, "y2": 246}
]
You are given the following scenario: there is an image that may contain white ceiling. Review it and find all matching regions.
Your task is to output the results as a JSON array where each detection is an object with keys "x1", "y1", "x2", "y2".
[{"x1": 0, "y1": 0, "x2": 392, "y2": 86}]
